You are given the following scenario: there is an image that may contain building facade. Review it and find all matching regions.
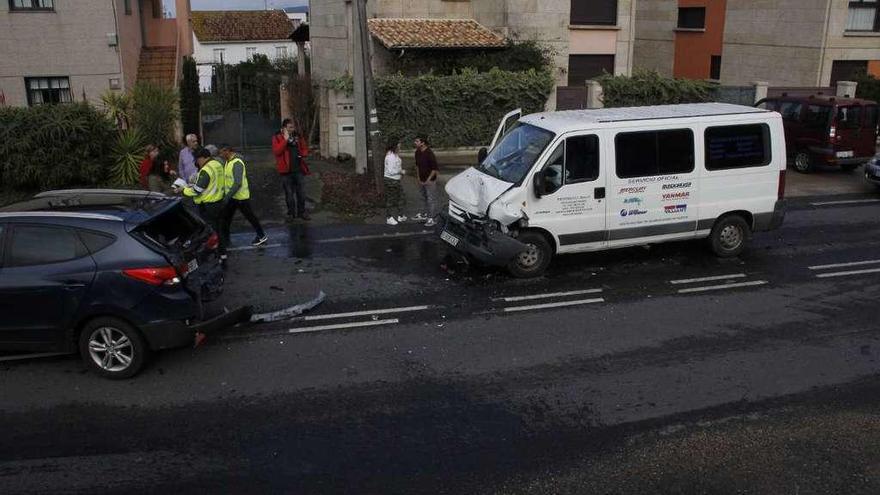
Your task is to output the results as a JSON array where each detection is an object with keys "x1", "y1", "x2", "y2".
[
  {"x1": 310, "y1": 0, "x2": 636, "y2": 157},
  {"x1": 634, "y1": 0, "x2": 880, "y2": 86},
  {"x1": 0, "y1": 0, "x2": 192, "y2": 107}
]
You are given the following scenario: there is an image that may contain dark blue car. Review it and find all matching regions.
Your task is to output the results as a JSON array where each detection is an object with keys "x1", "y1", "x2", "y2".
[{"x1": 0, "y1": 190, "x2": 226, "y2": 378}]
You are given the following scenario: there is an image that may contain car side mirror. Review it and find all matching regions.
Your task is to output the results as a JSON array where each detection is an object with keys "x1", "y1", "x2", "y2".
[
  {"x1": 533, "y1": 171, "x2": 545, "y2": 198},
  {"x1": 477, "y1": 147, "x2": 488, "y2": 165}
]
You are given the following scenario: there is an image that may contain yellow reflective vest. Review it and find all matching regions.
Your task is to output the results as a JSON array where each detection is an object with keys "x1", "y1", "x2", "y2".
[
  {"x1": 183, "y1": 159, "x2": 225, "y2": 204},
  {"x1": 224, "y1": 156, "x2": 250, "y2": 201}
]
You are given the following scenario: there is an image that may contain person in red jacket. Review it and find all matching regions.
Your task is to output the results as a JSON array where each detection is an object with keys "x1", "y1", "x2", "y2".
[
  {"x1": 138, "y1": 144, "x2": 160, "y2": 189},
  {"x1": 271, "y1": 118, "x2": 311, "y2": 220}
]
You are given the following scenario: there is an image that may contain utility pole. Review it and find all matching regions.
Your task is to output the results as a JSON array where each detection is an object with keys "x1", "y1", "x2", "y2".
[
  {"x1": 350, "y1": 0, "x2": 368, "y2": 175},
  {"x1": 355, "y1": 0, "x2": 385, "y2": 193}
]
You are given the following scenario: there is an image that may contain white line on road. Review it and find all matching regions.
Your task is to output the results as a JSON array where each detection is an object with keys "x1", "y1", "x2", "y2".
[
  {"x1": 303, "y1": 305, "x2": 430, "y2": 321},
  {"x1": 677, "y1": 280, "x2": 768, "y2": 294},
  {"x1": 808, "y1": 259, "x2": 880, "y2": 271},
  {"x1": 227, "y1": 243, "x2": 284, "y2": 252},
  {"x1": 288, "y1": 319, "x2": 399, "y2": 334},
  {"x1": 815, "y1": 267, "x2": 880, "y2": 279},
  {"x1": 492, "y1": 288, "x2": 603, "y2": 302},
  {"x1": 316, "y1": 230, "x2": 434, "y2": 244},
  {"x1": 503, "y1": 298, "x2": 605, "y2": 312},
  {"x1": 810, "y1": 199, "x2": 880, "y2": 207},
  {"x1": 669, "y1": 273, "x2": 747, "y2": 285}
]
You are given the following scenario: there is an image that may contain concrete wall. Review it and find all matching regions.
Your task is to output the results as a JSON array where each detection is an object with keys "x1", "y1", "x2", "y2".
[
  {"x1": 633, "y1": 0, "x2": 676, "y2": 76},
  {"x1": 0, "y1": 0, "x2": 126, "y2": 107},
  {"x1": 819, "y1": 0, "x2": 880, "y2": 85}
]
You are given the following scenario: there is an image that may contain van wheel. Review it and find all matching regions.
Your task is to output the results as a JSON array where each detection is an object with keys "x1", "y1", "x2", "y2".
[
  {"x1": 78, "y1": 317, "x2": 148, "y2": 379},
  {"x1": 793, "y1": 151, "x2": 813, "y2": 173},
  {"x1": 507, "y1": 231, "x2": 552, "y2": 278},
  {"x1": 710, "y1": 215, "x2": 751, "y2": 258}
]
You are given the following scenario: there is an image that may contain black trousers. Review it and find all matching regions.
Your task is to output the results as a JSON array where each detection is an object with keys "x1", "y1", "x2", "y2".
[
  {"x1": 198, "y1": 202, "x2": 226, "y2": 255},
  {"x1": 221, "y1": 198, "x2": 265, "y2": 245},
  {"x1": 281, "y1": 172, "x2": 306, "y2": 217}
]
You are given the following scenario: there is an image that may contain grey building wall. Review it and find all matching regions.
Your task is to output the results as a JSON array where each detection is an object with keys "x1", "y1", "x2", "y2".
[
  {"x1": 0, "y1": 0, "x2": 129, "y2": 107},
  {"x1": 633, "y1": 0, "x2": 676, "y2": 77},
  {"x1": 819, "y1": 0, "x2": 880, "y2": 85}
]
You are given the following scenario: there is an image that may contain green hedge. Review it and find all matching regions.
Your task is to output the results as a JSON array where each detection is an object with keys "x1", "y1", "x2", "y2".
[
  {"x1": 855, "y1": 72, "x2": 880, "y2": 103},
  {"x1": 0, "y1": 102, "x2": 115, "y2": 190},
  {"x1": 375, "y1": 68, "x2": 554, "y2": 148},
  {"x1": 598, "y1": 70, "x2": 713, "y2": 108}
]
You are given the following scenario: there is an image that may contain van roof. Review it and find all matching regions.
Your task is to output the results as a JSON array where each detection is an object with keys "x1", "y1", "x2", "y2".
[{"x1": 521, "y1": 103, "x2": 770, "y2": 134}]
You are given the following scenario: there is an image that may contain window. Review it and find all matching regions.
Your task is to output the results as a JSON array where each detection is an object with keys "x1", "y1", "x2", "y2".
[
  {"x1": 570, "y1": 0, "x2": 617, "y2": 26},
  {"x1": 567, "y1": 55, "x2": 615, "y2": 86},
  {"x1": 151, "y1": 0, "x2": 161, "y2": 18},
  {"x1": 757, "y1": 99, "x2": 778, "y2": 111},
  {"x1": 865, "y1": 105, "x2": 878, "y2": 129},
  {"x1": 124, "y1": 0, "x2": 131, "y2": 15},
  {"x1": 24, "y1": 76, "x2": 71, "y2": 106},
  {"x1": 246, "y1": 47, "x2": 257, "y2": 60},
  {"x1": 9, "y1": 0, "x2": 54, "y2": 11},
  {"x1": 778, "y1": 102, "x2": 802, "y2": 122},
  {"x1": 830, "y1": 60, "x2": 868, "y2": 85},
  {"x1": 276, "y1": 46, "x2": 289, "y2": 59},
  {"x1": 7, "y1": 225, "x2": 87, "y2": 267},
  {"x1": 803, "y1": 105, "x2": 832, "y2": 130},
  {"x1": 77, "y1": 230, "x2": 116, "y2": 254},
  {"x1": 705, "y1": 124, "x2": 771, "y2": 171},
  {"x1": 543, "y1": 135, "x2": 600, "y2": 192},
  {"x1": 710, "y1": 55, "x2": 722, "y2": 80},
  {"x1": 846, "y1": 1, "x2": 880, "y2": 31},
  {"x1": 213, "y1": 49, "x2": 225, "y2": 64},
  {"x1": 677, "y1": 7, "x2": 706, "y2": 29},
  {"x1": 615, "y1": 129, "x2": 694, "y2": 178},
  {"x1": 836, "y1": 105, "x2": 863, "y2": 129}
]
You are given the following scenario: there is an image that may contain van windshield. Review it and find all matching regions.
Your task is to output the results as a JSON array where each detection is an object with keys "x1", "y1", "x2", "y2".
[{"x1": 479, "y1": 123, "x2": 555, "y2": 184}]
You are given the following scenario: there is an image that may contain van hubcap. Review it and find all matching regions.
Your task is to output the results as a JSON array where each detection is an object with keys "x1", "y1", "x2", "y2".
[
  {"x1": 517, "y1": 243, "x2": 541, "y2": 269},
  {"x1": 719, "y1": 224, "x2": 743, "y2": 250},
  {"x1": 88, "y1": 327, "x2": 133, "y2": 372}
]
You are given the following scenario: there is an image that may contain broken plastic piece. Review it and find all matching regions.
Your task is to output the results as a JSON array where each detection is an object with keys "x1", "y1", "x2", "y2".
[{"x1": 249, "y1": 291, "x2": 326, "y2": 323}]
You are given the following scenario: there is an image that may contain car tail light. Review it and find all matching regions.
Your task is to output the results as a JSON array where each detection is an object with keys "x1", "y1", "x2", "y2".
[
  {"x1": 829, "y1": 125, "x2": 840, "y2": 143},
  {"x1": 778, "y1": 170, "x2": 786, "y2": 200},
  {"x1": 205, "y1": 232, "x2": 219, "y2": 250},
  {"x1": 123, "y1": 266, "x2": 181, "y2": 286}
]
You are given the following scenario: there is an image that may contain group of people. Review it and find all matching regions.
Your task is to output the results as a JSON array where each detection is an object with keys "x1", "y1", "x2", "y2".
[{"x1": 383, "y1": 136, "x2": 440, "y2": 227}]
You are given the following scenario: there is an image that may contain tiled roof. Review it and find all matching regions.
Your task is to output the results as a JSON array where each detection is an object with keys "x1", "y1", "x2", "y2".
[
  {"x1": 192, "y1": 10, "x2": 294, "y2": 42},
  {"x1": 137, "y1": 47, "x2": 176, "y2": 87},
  {"x1": 367, "y1": 18, "x2": 506, "y2": 49}
]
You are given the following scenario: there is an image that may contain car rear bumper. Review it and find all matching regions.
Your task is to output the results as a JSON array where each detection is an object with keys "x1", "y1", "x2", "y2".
[
  {"x1": 141, "y1": 306, "x2": 252, "y2": 350},
  {"x1": 438, "y1": 211, "x2": 526, "y2": 267},
  {"x1": 866, "y1": 163, "x2": 880, "y2": 185},
  {"x1": 808, "y1": 147, "x2": 871, "y2": 166}
]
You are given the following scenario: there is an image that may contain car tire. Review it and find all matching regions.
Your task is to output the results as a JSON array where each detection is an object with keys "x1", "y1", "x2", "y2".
[
  {"x1": 78, "y1": 317, "x2": 148, "y2": 379},
  {"x1": 841, "y1": 163, "x2": 859, "y2": 172},
  {"x1": 507, "y1": 231, "x2": 552, "y2": 278},
  {"x1": 793, "y1": 150, "x2": 813, "y2": 173},
  {"x1": 709, "y1": 215, "x2": 751, "y2": 258}
]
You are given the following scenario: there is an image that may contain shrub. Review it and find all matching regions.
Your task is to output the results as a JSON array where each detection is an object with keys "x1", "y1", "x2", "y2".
[
  {"x1": 180, "y1": 56, "x2": 201, "y2": 138},
  {"x1": 320, "y1": 169, "x2": 383, "y2": 216},
  {"x1": 131, "y1": 82, "x2": 180, "y2": 149},
  {"x1": 855, "y1": 72, "x2": 880, "y2": 103},
  {"x1": 387, "y1": 40, "x2": 553, "y2": 76},
  {"x1": 598, "y1": 70, "x2": 714, "y2": 108},
  {"x1": 0, "y1": 102, "x2": 115, "y2": 189}
]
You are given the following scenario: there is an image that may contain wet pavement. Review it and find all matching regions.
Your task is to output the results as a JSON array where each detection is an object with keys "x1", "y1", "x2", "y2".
[{"x1": 2, "y1": 193, "x2": 880, "y2": 493}]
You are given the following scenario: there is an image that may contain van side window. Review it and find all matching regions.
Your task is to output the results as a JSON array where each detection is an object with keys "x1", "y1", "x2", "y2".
[
  {"x1": 565, "y1": 135, "x2": 599, "y2": 183},
  {"x1": 705, "y1": 124, "x2": 771, "y2": 170},
  {"x1": 615, "y1": 129, "x2": 694, "y2": 179},
  {"x1": 778, "y1": 102, "x2": 802, "y2": 121},
  {"x1": 803, "y1": 105, "x2": 831, "y2": 130},
  {"x1": 864, "y1": 105, "x2": 878, "y2": 129},
  {"x1": 836, "y1": 106, "x2": 862, "y2": 129}
]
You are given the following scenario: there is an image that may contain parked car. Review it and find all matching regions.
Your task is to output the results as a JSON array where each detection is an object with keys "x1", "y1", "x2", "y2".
[
  {"x1": 866, "y1": 152, "x2": 880, "y2": 189},
  {"x1": 441, "y1": 103, "x2": 786, "y2": 278},
  {"x1": 0, "y1": 190, "x2": 226, "y2": 378},
  {"x1": 756, "y1": 95, "x2": 878, "y2": 173}
]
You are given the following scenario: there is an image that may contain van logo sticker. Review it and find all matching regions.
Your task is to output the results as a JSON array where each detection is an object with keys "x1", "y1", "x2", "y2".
[
  {"x1": 662, "y1": 191, "x2": 690, "y2": 200},
  {"x1": 619, "y1": 186, "x2": 647, "y2": 194},
  {"x1": 664, "y1": 204, "x2": 687, "y2": 214},
  {"x1": 628, "y1": 175, "x2": 680, "y2": 184},
  {"x1": 662, "y1": 182, "x2": 692, "y2": 190},
  {"x1": 623, "y1": 197, "x2": 643, "y2": 205},
  {"x1": 620, "y1": 208, "x2": 647, "y2": 217}
]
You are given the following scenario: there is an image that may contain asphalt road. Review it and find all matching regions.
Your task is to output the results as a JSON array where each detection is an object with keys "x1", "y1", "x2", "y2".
[{"x1": 2, "y1": 194, "x2": 880, "y2": 494}]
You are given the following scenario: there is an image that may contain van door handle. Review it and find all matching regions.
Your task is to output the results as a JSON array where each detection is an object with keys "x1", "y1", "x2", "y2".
[{"x1": 594, "y1": 187, "x2": 606, "y2": 200}]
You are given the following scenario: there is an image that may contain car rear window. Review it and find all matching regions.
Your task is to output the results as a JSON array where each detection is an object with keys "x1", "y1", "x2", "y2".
[
  {"x1": 136, "y1": 203, "x2": 204, "y2": 250},
  {"x1": 836, "y1": 105, "x2": 862, "y2": 129},
  {"x1": 803, "y1": 105, "x2": 832, "y2": 130}
]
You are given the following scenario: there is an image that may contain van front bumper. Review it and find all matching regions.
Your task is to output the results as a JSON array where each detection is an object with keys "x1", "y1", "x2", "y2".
[
  {"x1": 754, "y1": 200, "x2": 786, "y2": 232},
  {"x1": 438, "y1": 212, "x2": 526, "y2": 267}
]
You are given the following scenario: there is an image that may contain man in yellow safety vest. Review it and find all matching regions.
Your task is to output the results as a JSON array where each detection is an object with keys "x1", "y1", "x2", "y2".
[
  {"x1": 183, "y1": 147, "x2": 228, "y2": 260},
  {"x1": 219, "y1": 144, "x2": 267, "y2": 248}
]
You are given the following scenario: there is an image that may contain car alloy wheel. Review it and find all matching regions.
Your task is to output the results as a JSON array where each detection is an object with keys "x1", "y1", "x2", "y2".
[{"x1": 87, "y1": 326, "x2": 134, "y2": 372}]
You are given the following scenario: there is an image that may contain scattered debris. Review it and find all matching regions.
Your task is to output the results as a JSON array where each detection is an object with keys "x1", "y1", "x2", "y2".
[{"x1": 250, "y1": 291, "x2": 326, "y2": 323}]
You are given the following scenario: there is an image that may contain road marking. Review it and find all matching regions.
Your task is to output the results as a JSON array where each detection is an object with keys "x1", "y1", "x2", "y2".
[
  {"x1": 677, "y1": 280, "x2": 768, "y2": 294},
  {"x1": 289, "y1": 319, "x2": 399, "y2": 334},
  {"x1": 316, "y1": 230, "x2": 434, "y2": 244},
  {"x1": 810, "y1": 199, "x2": 880, "y2": 207},
  {"x1": 503, "y1": 298, "x2": 605, "y2": 312},
  {"x1": 815, "y1": 267, "x2": 880, "y2": 279},
  {"x1": 303, "y1": 305, "x2": 430, "y2": 321},
  {"x1": 808, "y1": 259, "x2": 880, "y2": 271},
  {"x1": 669, "y1": 273, "x2": 747, "y2": 285},
  {"x1": 227, "y1": 243, "x2": 283, "y2": 252},
  {"x1": 492, "y1": 288, "x2": 603, "y2": 302}
]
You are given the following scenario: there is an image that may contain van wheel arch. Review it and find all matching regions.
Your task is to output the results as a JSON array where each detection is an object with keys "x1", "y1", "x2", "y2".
[
  {"x1": 517, "y1": 227, "x2": 557, "y2": 254},
  {"x1": 507, "y1": 228, "x2": 555, "y2": 278}
]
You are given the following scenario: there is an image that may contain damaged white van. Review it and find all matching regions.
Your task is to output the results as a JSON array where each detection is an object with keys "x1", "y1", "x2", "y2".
[{"x1": 439, "y1": 103, "x2": 786, "y2": 278}]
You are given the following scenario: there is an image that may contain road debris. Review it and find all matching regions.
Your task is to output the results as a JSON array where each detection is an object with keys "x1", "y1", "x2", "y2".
[{"x1": 249, "y1": 291, "x2": 326, "y2": 323}]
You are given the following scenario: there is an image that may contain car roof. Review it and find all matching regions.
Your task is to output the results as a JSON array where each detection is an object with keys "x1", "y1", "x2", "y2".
[
  {"x1": 0, "y1": 189, "x2": 179, "y2": 225},
  {"x1": 764, "y1": 95, "x2": 876, "y2": 106},
  {"x1": 520, "y1": 103, "x2": 771, "y2": 135}
]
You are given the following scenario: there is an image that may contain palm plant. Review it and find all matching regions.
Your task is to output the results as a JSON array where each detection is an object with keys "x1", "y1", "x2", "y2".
[
  {"x1": 101, "y1": 90, "x2": 132, "y2": 131},
  {"x1": 109, "y1": 127, "x2": 146, "y2": 186},
  {"x1": 131, "y1": 82, "x2": 180, "y2": 149}
]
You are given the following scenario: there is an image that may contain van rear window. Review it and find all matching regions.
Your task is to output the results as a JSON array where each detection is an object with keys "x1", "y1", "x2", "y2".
[
  {"x1": 705, "y1": 124, "x2": 771, "y2": 171},
  {"x1": 836, "y1": 106, "x2": 862, "y2": 129}
]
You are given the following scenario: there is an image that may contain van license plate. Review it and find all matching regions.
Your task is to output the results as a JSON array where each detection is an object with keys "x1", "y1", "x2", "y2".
[
  {"x1": 440, "y1": 230, "x2": 460, "y2": 247},
  {"x1": 186, "y1": 259, "x2": 198, "y2": 274},
  {"x1": 836, "y1": 151, "x2": 854, "y2": 158}
]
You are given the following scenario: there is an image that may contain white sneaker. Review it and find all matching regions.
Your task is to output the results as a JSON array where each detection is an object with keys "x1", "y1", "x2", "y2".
[
  {"x1": 397, "y1": 215, "x2": 408, "y2": 222},
  {"x1": 425, "y1": 218, "x2": 436, "y2": 227},
  {"x1": 386, "y1": 216, "x2": 399, "y2": 226},
  {"x1": 413, "y1": 213, "x2": 426, "y2": 221}
]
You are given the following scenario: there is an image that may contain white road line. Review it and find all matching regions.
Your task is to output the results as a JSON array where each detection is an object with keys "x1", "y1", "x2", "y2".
[
  {"x1": 810, "y1": 199, "x2": 880, "y2": 207},
  {"x1": 316, "y1": 230, "x2": 434, "y2": 244},
  {"x1": 288, "y1": 319, "x2": 399, "y2": 334},
  {"x1": 677, "y1": 280, "x2": 768, "y2": 294},
  {"x1": 815, "y1": 267, "x2": 880, "y2": 279},
  {"x1": 492, "y1": 288, "x2": 603, "y2": 302},
  {"x1": 227, "y1": 243, "x2": 283, "y2": 252},
  {"x1": 808, "y1": 259, "x2": 880, "y2": 271},
  {"x1": 669, "y1": 273, "x2": 747, "y2": 285},
  {"x1": 303, "y1": 305, "x2": 430, "y2": 321},
  {"x1": 503, "y1": 298, "x2": 605, "y2": 312}
]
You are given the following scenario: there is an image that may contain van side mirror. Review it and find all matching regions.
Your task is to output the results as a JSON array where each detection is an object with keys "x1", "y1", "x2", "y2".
[{"x1": 533, "y1": 171, "x2": 546, "y2": 198}]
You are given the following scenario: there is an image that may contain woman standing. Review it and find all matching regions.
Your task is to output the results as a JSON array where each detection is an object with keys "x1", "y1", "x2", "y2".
[
  {"x1": 384, "y1": 142, "x2": 406, "y2": 225},
  {"x1": 139, "y1": 144, "x2": 160, "y2": 189},
  {"x1": 147, "y1": 157, "x2": 177, "y2": 194}
]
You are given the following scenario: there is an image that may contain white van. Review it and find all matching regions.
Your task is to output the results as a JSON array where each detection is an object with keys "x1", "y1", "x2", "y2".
[{"x1": 439, "y1": 103, "x2": 786, "y2": 278}]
